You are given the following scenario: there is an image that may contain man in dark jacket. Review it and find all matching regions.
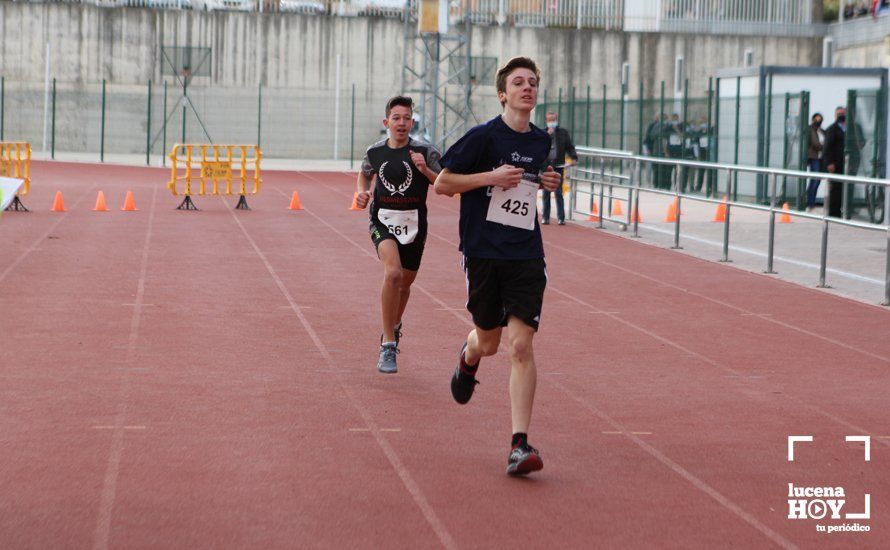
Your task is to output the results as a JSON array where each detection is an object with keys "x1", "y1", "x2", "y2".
[
  {"x1": 823, "y1": 107, "x2": 847, "y2": 218},
  {"x1": 541, "y1": 111, "x2": 578, "y2": 225}
]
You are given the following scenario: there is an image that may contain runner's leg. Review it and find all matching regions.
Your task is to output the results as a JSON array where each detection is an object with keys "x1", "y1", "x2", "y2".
[
  {"x1": 506, "y1": 316, "x2": 536, "y2": 434},
  {"x1": 395, "y1": 268, "x2": 418, "y2": 327},
  {"x1": 464, "y1": 325, "x2": 502, "y2": 366},
  {"x1": 377, "y1": 239, "x2": 402, "y2": 343}
]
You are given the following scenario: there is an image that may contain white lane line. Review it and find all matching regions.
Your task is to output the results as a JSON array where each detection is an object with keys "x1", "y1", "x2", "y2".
[{"x1": 93, "y1": 184, "x2": 158, "y2": 550}]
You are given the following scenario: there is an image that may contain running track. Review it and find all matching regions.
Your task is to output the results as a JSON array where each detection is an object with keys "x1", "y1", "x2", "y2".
[{"x1": 0, "y1": 162, "x2": 888, "y2": 548}]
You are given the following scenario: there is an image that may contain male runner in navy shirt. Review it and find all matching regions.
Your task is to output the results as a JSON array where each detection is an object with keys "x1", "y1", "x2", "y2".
[
  {"x1": 434, "y1": 57, "x2": 561, "y2": 476},
  {"x1": 356, "y1": 96, "x2": 441, "y2": 374}
]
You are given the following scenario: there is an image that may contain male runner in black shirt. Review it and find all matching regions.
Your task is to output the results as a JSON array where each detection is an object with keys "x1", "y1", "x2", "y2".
[
  {"x1": 356, "y1": 96, "x2": 442, "y2": 374},
  {"x1": 434, "y1": 57, "x2": 561, "y2": 475}
]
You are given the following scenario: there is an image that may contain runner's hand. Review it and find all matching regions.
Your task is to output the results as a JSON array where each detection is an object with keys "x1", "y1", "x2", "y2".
[
  {"x1": 356, "y1": 191, "x2": 371, "y2": 209},
  {"x1": 491, "y1": 164, "x2": 524, "y2": 189},
  {"x1": 409, "y1": 150, "x2": 427, "y2": 172},
  {"x1": 540, "y1": 165, "x2": 561, "y2": 192}
]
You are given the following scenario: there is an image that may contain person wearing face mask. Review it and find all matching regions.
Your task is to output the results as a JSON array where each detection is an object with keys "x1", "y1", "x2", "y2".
[
  {"x1": 540, "y1": 111, "x2": 578, "y2": 225},
  {"x1": 806, "y1": 113, "x2": 826, "y2": 212},
  {"x1": 823, "y1": 107, "x2": 848, "y2": 218}
]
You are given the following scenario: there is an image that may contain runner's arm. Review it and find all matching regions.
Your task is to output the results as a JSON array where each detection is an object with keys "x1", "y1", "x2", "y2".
[
  {"x1": 434, "y1": 165, "x2": 523, "y2": 196},
  {"x1": 356, "y1": 171, "x2": 373, "y2": 209}
]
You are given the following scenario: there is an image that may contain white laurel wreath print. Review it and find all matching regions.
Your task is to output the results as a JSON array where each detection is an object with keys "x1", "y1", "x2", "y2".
[{"x1": 378, "y1": 161, "x2": 412, "y2": 196}]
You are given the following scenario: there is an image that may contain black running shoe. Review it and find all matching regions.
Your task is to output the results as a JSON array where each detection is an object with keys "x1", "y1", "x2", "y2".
[
  {"x1": 506, "y1": 443, "x2": 544, "y2": 476},
  {"x1": 450, "y1": 342, "x2": 479, "y2": 405}
]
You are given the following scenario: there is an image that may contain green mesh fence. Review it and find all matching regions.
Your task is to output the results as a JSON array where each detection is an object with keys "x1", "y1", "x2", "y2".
[{"x1": 847, "y1": 88, "x2": 887, "y2": 223}]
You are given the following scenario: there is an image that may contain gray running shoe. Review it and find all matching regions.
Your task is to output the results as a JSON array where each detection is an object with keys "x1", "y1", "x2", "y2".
[{"x1": 377, "y1": 342, "x2": 399, "y2": 374}]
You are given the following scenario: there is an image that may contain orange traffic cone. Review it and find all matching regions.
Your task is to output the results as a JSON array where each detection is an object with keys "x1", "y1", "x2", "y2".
[
  {"x1": 611, "y1": 200, "x2": 624, "y2": 216},
  {"x1": 664, "y1": 197, "x2": 679, "y2": 222},
  {"x1": 51, "y1": 191, "x2": 66, "y2": 212},
  {"x1": 121, "y1": 190, "x2": 138, "y2": 211},
  {"x1": 94, "y1": 191, "x2": 108, "y2": 212},
  {"x1": 631, "y1": 206, "x2": 643, "y2": 223},
  {"x1": 289, "y1": 191, "x2": 303, "y2": 210},
  {"x1": 779, "y1": 202, "x2": 792, "y2": 223},
  {"x1": 349, "y1": 192, "x2": 362, "y2": 211},
  {"x1": 713, "y1": 195, "x2": 727, "y2": 222},
  {"x1": 586, "y1": 202, "x2": 599, "y2": 221}
]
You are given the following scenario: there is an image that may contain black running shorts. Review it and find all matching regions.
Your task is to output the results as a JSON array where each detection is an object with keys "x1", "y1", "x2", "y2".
[
  {"x1": 369, "y1": 219, "x2": 427, "y2": 271},
  {"x1": 463, "y1": 257, "x2": 547, "y2": 331}
]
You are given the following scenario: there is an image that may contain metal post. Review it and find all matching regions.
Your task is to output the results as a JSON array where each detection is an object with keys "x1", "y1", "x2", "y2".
[
  {"x1": 0, "y1": 76, "x2": 4, "y2": 140},
  {"x1": 146, "y1": 80, "x2": 152, "y2": 166},
  {"x1": 350, "y1": 83, "x2": 356, "y2": 170},
  {"x1": 765, "y1": 173, "x2": 778, "y2": 273},
  {"x1": 162, "y1": 81, "x2": 168, "y2": 168},
  {"x1": 883, "y1": 228, "x2": 890, "y2": 305},
  {"x1": 818, "y1": 217, "x2": 830, "y2": 287},
  {"x1": 51, "y1": 78, "x2": 56, "y2": 160},
  {"x1": 733, "y1": 77, "x2": 741, "y2": 200},
  {"x1": 182, "y1": 105, "x2": 186, "y2": 144},
  {"x1": 598, "y1": 159, "x2": 605, "y2": 229},
  {"x1": 570, "y1": 86, "x2": 576, "y2": 137},
  {"x1": 601, "y1": 84, "x2": 607, "y2": 147},
  {"x1": 671, "y1": 166, "x2": 682, "y2": 249},
  {"x1": 798, "y1": 91, "x2": 811, "y2": 209},
  {"x1": 720, "y1": 169, "x2": 732, "y2": 262},
  {"x1": 619, "y1": 79, "x2": 626, "y2": 151},
  {"x1": 638, "y1": 80, "x2": 644, "y2": 155},
  {"x1": 706, "y1": 77, "x2": 714, "y2": 196},
  {"x1": 557, "y1": 88, "x2": 563, "y2": 122},
  {"x1": 585, "y1": 85, "x2": 591, "y2": 148},
  {"x1": 844, "y1": 89, "x2": 856, "y2": 220},
  {"x1": 681, "y1": 78, "x2": 688, "y2": 193},
  {"x1": 631, "y1": 159, "x2": 641, "y2": 238},
  {"x1": 100, "y1": 79, "x2": 106, "y2": 162},
  {"x1": 257, "y1": 83, "x2": 262, "y2": 149}
]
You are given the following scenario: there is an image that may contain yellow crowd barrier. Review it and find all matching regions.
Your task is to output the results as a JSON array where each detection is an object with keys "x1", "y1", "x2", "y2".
[
  {"x1": 1, "y1": 141, "x2": 32, "y2": 211},
  {"x1": 167, "y1": 144, "x2": 262, "y2": 210}
]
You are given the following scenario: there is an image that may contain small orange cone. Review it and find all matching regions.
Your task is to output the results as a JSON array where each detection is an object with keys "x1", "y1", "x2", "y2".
[
  {"x1": 664, "y1": 198, "x2": 679, "y2": 222},
  {"x1": 611, "y1": 200, "x2": 624, "y2": 216},
  {"x1": 51, "y1": 191, "x2": 66, "y2": 212},
  {"x1": 289, "y1": 191, "x2": 303, "y2": 210},
  {"x1": 779, "y1": 202, "x2": 792, "y2": 224},
  {"x1": 93, "y1": 191, "x2": 108, "y2": 212},
  {"x1": 713, "y1": 195, "x2": 727, "y2": 222},
  {"x1": 586, "y1": 202, "x2": 599, "y2": 221},
  {"x1": 349, "y1": 192, "x2": 362, "y2": 211},
  {"x1": 631, "y1": 206, "x2": 643, "y2": 223},
  {"x1": 121, "y1": 190, "x2": 138, "y2": 211}
]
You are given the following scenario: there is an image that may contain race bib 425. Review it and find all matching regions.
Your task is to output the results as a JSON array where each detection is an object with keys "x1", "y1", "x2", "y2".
[{"x1": 486, "y1": 179, "x2": 538, "y2": 230}]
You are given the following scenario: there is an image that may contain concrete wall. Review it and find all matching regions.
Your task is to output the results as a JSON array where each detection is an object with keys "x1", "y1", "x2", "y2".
[{"x1": 0, "y1": 3, "x2": 823, "y2": 158}]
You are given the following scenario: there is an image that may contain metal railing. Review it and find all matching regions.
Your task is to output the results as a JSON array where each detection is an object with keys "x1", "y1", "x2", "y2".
[
  {"x1": 567, "y1": 146, "x2": 890, "y2": 306},
  {"x1": 829, "y1": 12, "x2": 890, "y2": 48},
  {"x1": 624, "y1": 0, "x2": 824, "y2": 36}
]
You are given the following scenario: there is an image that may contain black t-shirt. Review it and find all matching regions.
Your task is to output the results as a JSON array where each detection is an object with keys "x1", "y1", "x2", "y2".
[
  {"x1": 440, "y1": 116, "x2": 551, "y2": 260},
  {"x1": 361, "y1": 138, "x2": 442, "y2": 229}
]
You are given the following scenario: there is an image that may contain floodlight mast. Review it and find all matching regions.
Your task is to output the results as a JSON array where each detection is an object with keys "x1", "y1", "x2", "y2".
[{"x1": 401, "y1": 0, "x2": 474, "y2": 151}]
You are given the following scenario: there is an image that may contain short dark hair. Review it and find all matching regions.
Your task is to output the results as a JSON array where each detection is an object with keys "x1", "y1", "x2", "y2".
[
  {"x1": 495, "y1": 57, "x2": 541, "y2": 107},
  {"x1": 386, "y1": 96, "x2": 413, "y2": 118},
  {"x1": 812, "y1": 112, "x2": 822, "y2": 121}
]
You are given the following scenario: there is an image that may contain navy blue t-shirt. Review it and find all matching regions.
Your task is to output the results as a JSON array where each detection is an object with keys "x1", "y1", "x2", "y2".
[{"x1": 440, "y1": 116, "x2": 551, "y2": 260}]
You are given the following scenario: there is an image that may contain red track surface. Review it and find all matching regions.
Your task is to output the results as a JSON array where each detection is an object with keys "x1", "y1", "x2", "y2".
[{"x1": 1, "y1": 161, "x2": 888, "y2": 549}]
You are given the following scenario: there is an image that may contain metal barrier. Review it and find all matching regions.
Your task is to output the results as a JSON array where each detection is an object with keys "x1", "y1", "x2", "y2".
[
  {"x1": 167, "y1": 144, "x2": 262, "y2": 210},
  {"x1": 0, "y1": 141, "x2": 31, "y2": 211},
  {"x1": 567, "y1": 146, "x2": 890, "y2": 306}
]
